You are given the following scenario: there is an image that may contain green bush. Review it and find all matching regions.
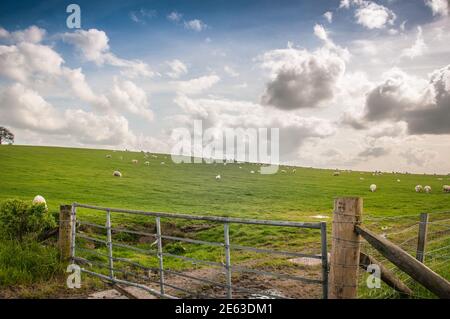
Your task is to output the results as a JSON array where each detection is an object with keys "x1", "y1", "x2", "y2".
[
  {"x1": 0, "y1": 199, "x2": 56, "y2": 241},
  {"x1": 0, "y1": 240, "x2": 62, "y2": 286}
]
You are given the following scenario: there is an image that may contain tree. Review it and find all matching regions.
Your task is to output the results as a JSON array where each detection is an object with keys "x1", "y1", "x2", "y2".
[{"x1": 0, "y1": 126, "x2": 14, "y2": 145}]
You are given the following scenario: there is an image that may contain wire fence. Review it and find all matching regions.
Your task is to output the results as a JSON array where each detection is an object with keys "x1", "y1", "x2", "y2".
[
  {"x1": 359, "y1": 210, "x2": 450, "y2": 299},
  {"x1": 70, "y1": 203, "x2": 329, "y2": 299}
]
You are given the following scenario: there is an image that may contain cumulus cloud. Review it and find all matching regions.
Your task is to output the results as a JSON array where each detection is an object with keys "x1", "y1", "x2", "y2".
[
  {"x1": 224, "y1": 65, "x2": 239, "y2": 77},
  {"x1": 401, "y1": 26, "x2": 427, "y2": 59},
  {"x1": 425, "y1": 0, "x2": 449, "y2": 17},
  {"x1": 167, "y1": 11, "x2": 183, "y2": 22},
  {"x1": 172, "y1": 95, "x2": 336, "y2": 161},
  {"x1": 340, "y1": 0, "x2": 396, "y2": 29},
  {"x1": 184, "y1": 19, "x2": 207, "y2": 32},
  {"x1": 61, "y1": 29, "x2": 154, "y2": 77},
  {"x1": 174, "y1": 75, "x2": 220, "y2": 95},
  {"x1": 324, "y1": 11, "x2": 333, "y2": 23},
  {"x1": 258, "y1": 25, "x2": 348, "y2": 110},
  {"x1": 166, "y1": 59, "x2": 188, "y2": 79},
  {"x1": 0, "y1": 25, "x2": 46, "y2": 44},
  {"x1": 399, "y1": 147, "x2": 437, "y2": 166},
  {"x1": 108, "y1": 79, "x2": 154, "y2": 121},
  {"x1": 0, "y1": 83, "x2": 132, "y2": 146},
  {"x1": 358, "y1": 146, "x2": 390, "y2": 158},
  {"x1": 359, "y1": 65, "x2": 450, "y2": 135}
]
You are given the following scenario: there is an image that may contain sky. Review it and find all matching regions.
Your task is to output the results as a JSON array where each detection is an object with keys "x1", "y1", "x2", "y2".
[{"x1": 0, "y1": 0, "x2": 449, "y2": 173}]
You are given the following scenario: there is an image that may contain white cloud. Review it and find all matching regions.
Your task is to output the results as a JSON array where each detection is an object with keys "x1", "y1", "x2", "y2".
[
  {"x1": 62, "y1": 29, "x2": 154, "y2": 77},
  {"x1": 0, "y1": 25, "x2": 46, "y2": 44},
  {"x1": 425, "y1": 0, "x2": 449, "y2": 17},
  {"x1": 129, "y1": 9, "x2": 157, "y2": 24},
  {"x1": 108, "y1": 79, "x2": 154, "y2": 121},
  {"x1": 401, "y1": 26, "x2": 427, "y2": 59},
  {"x1": 258, "y1": 25, "x2": 348, "y2": 110},
  {"x1": 341, "y1": 0, "x2": 396, "y2": 29},
  {"x1": 184, "y1": 19, "x2": 207, "y2": 32},
  {"x1": 324, "y1": 11, "x2": 333, "y2": 23},
  {"x1": 166, "y1": 59, "x2": 188, "y2": 79},
  {"x1": 224, "y1": 65, "x2": 239, "y2": 77},
  {"x1": 174, "y1": 75, "x2": 220, "y2": 95},
  {"x1": 167, "y1": 11, "x2": 183, "y2": 22}
]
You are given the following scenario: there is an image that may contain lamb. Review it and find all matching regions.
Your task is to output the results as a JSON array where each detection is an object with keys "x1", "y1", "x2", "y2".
[
  {"x1": 215, "y1": 174, "x2": 221, "y2": 180},
  {"x1": 32, "y1": 195, "x2": 47, "y2": 209},
  {"x1": 370, "y1": 184, "x2": 377, "y2": 192},
  {"x1": 443, "y1": 185, "x2": 450, "y2": 193},
  {"x1": 424, "y1": 185, "x2": 431, "y2": 193},
  {"x1": 113, "y1": 171, "x2": 122, "y2": 177},
  {"x1": 132, "y1": 159, "x2": 138, "y2": 164},
  {"x1": 415, "y1": 185, "x2": 423, "y2": 193}
]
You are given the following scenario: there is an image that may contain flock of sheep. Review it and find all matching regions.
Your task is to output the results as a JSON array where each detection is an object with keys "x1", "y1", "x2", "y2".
[{"x1": 105, "y1": 152, "x2": 450, "y2": 194}]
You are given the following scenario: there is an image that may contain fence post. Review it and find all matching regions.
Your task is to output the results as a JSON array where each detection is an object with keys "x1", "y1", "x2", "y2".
[
  {"x1": 224, "y1": 222, "x2": 232, "y2": 299},
  {"x1": 59, "y1": 204, "x2": 73, "y2": 261},
  {"x1": 320, "y1": 222, "x2": 328, "y2": 299},
  {"x1": 155, "y1": 217, "x2": 165, "y2": 296},
  {"x1": 329, "y1": 197, "x2": 362, "y2": 299},
  {"x1": 416, "y1": 213, "x2": 429, "y2": 263},
  {"x1": 106, "y1": 209, "x2": 114, "y2": 280}
]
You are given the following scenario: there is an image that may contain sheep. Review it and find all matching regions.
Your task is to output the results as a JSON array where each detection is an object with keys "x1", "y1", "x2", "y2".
[
  {"x1": 292, "y1": 169, "x2": 296, "y2": 173},
  {"x1": 281, "y1": 170, "x2": 287, "y2": 173},
  {"x1": 32, "y1": 195, "x2": 47, "y2": 209},
  {"x1": 106, "y1": 154, "x2": 112, "y2": 158},
  {"x1": 370, "y1": 184, "x2": 377, "y2": 192},
  {"x1": 144, "y1": 161, "x2": 150, "y2": 165},
  {"x1": 215, "y1": 174, "x2": 221, "y2": 180},
  {"x1": 415, "y1": 185, "x2": 423, "y2": 193},
  {"x1": 250, "y1": 170, "x2": 255, "y2": 174},
  {"x1": 437, "y1": 178, "x2": 443, "y2": 181},
  {"x1": 424, "y1": 185, "x2": 432, "y2": 193},
  {"x1": 239, "y1": 166, "x2": 242, "y2": 169},
  {"x1": 333, "y1": 171, "x2": 340, "y2": 176},
  {"x1": 132, "y1": 159, "x2": 138, "y2": 164},
  {"x1": 397, "y1": 179, "x2": 401, "y2": 182},
  {"x1": 359, "y1": 177, "x2": 364, "y2": 181},
  {"x1": 443, "y1": 185, "x2": 450, "y2": 193},
  {"x1": 113, "y1": 171, "x2": 122, "y2": 177},
  {"x1": 161, "y1": 161, "x2": 165, "y2": 165}
]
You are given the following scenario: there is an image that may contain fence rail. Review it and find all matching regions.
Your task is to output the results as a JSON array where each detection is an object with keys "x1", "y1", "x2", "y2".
[{"x1": 65, "y1": 202, "x2": 328, "y2": 299}]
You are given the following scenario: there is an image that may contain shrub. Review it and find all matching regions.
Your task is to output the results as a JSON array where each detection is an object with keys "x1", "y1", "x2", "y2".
[
  {"x1": 0, "y1": 240, "x2": 62, "y2": 286},
  {"x1": 0, "y1": 199, "x2": 56, "y2": 241}
]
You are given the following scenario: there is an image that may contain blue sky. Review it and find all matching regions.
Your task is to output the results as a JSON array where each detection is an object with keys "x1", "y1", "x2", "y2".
[{"x1": 0, "y1": 0, "x2": 449, "y2": 173}]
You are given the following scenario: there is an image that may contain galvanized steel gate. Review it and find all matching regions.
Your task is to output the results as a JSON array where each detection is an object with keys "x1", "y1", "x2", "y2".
[{"x1": 70, "y1": 203, "x2": 329, "y2": 299}]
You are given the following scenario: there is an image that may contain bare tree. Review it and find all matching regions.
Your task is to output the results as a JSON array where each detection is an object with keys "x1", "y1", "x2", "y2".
[{"x1": 0, "y1": 127, "x2": 14, "y2": 145}]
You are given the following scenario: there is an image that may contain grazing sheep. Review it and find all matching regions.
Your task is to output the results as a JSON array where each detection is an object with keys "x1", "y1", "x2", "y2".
[
  {"x1": 333, "y1": 171, "x2": 340, "y2": 176},
  {"x1": 415, "y1": 185, "x2": 423, "y2": 193},
  {"x1": 239, "y1": 166, "x2": 242, "y2": 169},
  {"x1": 292, "y1": 169, "x2": 296, "y2": 173},
  {"x1": 424, "y1": 185, "x2": 432, "y2": 193},
  {"x1": 32, "y1": 195, "x2": 47, "y2": 208},
  {"x1": 132, "y1": 159, "x2": 138, "y2": 164},
  {"x1": 144, "y1": 161, "x2": 150, "y2": 165},
  {"x1": 106, "y1": 154, "x2": 112, "y2": 158},
  {"x1": 215, "y1": 174, "x2": 221, "y2": 180},
  {"x1": 370, "y1": 184, "x2": 377, "y2": 192},
  {"x1": 443, "y1": 185, "x2": 450, "y2": 193},
  {"x1": 438, "y1": 178, "x2": 443, "y2": 181},
  {"x1": 359, "y1": 177, "x2": 364, "y2": 181},
  {"x1": 250, "y1": 170, "x2": 255, "y2": 174},
  {"x1": 113, "y1": 171, "x2": 122, "y2": 177},
  {"x1": 397, "y1": 179, "x2": 401, "y2": 182},
  {"x1": 161, "y1": 161, "x2": 165, "y2": 165},
  {"x1": 281, "y1": 170, "x2": 287, "y2": 173}
]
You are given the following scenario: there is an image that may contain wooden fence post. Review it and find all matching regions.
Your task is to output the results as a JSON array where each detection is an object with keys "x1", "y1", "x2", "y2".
[
  {"x1": 59, "y1": 204, "x2": 72, "y2": 261},
  {"x1": 329, "y1": 197, "x2": 363, "y2": 299},
  {"x1": 416, "y1": 213, "x2": 429, "y2": 263}
]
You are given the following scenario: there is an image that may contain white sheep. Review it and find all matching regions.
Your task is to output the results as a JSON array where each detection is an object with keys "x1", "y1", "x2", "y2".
[
  {"x1": 239, "y1": 166, "x2": 242, "y2": 169},
  {"x1": 216, "y1": 174, "x2": 221, "y2": 180},
  {"x1": 132, "y1": 159, "x2": 138, "y2": 164},
  {"x1": 333, "y1": 171, "x2": 340, "y2": 176},
  {"x1": 443, "y1": 185, "x2": 450, "y2": 193},
  {"x1": 32, "y1": 195, "x2": 47, "y2": 209},
  {"x1": 106, "y1": 154, "x2": 112, "y2": 158},
  {"x1": 370, "y1": 184, "x2": 377, "y2": 192},
  {"x1": 161, "y1": 161, "x2": 165, "y2": 165},
  {"x1": 424, "y1": 185, "x2": 432, "y2": 193},
  {"x1": 113, "y1": 171, "x2": 122, "y2": 177},
  {"x1": 397, "y1": 179, "x2": 401, "y2": 182},
  {"x1": 415, "y1": 185, "x2": 423, "y2": 193},
  {"x1": 360, "y1": 177, "x2": 364, "y2": 181},
  {"x1": 144, "y1": 161, "x2": 150, "y2": 165},
  {"x1": 250, "y1": 170, "x2": 255, "y2": 174},
  {"x1": 292, "y1": 169, "x2": 296, "y2": 173},
  {"x1": 281, "y1": 170, "x2": 287, "y2": 173}
]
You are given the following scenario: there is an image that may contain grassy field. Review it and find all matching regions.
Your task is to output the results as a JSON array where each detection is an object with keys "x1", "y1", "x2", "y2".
[{"x1": 0, "y1": 144, "x2": 449, "y2": 298}]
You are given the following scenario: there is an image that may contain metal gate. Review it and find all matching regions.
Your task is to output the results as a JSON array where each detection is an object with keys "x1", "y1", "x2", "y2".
[{"x1": 70, "y1": 203, "x2": 329, "y2": 299}]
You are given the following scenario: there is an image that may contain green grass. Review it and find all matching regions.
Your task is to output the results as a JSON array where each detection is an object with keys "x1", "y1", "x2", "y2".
[{"x1": 0, "y1": 144, "x2": 449, "y2": 298}]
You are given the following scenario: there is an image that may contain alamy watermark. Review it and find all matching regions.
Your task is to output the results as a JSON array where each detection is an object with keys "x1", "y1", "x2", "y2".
[
  {"x1": 170, "y1": 120, "x2": 280, "y2": 174},
  {"x1": 66, "y1": 4, "x2": 81, "y2": 29},
  {"x1": 66, "y1": 263, "x2": 81, "y2": 289},
  {"x1": 366, "y1": 263, "x2": 381, "y2": 289}
]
